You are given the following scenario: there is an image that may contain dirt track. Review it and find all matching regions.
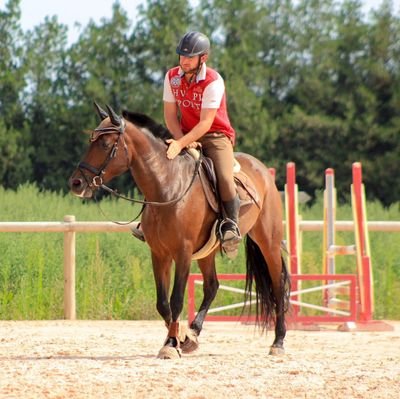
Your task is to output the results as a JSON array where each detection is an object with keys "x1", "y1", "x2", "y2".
[{"x1": 0, "y1": 320, "x2": 399, "y2": 399}]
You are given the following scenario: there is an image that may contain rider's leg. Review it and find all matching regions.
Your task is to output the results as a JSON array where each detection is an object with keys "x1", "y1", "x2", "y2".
[
  {"x1": 221, "y1": 194, "x2": 241, "y2": 241},
  {"x1": 199, "y1": 133, "x2": 241, "y2": 258}
]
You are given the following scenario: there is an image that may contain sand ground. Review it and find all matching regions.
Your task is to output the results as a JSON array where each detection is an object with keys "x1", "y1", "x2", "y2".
[{"x1": 0, "y1": 320, "x2": 399, "y2": 399}]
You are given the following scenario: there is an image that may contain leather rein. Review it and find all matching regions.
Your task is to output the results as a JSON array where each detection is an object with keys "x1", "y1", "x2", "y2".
[{"x1": 78, "y1": 118, "x2": 202, "y2": 207}]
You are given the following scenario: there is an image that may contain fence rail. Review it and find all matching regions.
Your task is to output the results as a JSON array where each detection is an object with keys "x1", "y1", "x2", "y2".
[
  {"x1": 1, "y1": 219, "x2": 400, "y2": 233},
  {"x1": 0, "y1": 216, "x2": 399, "y2": 320}
]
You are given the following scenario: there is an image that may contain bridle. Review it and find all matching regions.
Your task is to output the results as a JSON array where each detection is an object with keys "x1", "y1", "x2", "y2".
[
  {"x1": 78, "y1": 117, "x2": 202, "y2": 207},
  {"x1": 78, "y1": 119, "x2": 128, "y2": 189}
]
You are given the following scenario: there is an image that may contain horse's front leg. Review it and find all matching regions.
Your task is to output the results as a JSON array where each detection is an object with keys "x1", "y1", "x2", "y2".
[
  {"x1": 151, "y1": 251, "x2": 173, "y2": 331},
  {"x1": 190, "y1": 253, "x2": 219, "y2": 336},
  {"x1": 157, "y1": 254, "x2": 192, "y2": 359}
]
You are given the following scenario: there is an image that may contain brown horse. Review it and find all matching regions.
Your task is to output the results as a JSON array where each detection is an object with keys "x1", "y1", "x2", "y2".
[{"x1": 69, "y1": 103, "x2": 290, "y2": 358}]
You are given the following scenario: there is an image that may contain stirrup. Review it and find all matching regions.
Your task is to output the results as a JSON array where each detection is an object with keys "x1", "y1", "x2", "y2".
[
  {"x1": 131, "y1": 223, "x2": 145, "y2": 242},
  {"x1": 219, "y1": 219, "x2": 242, "y2": 259},
  {"x1": 219, "y1": 219, "x2": 241, "y2": 240}
]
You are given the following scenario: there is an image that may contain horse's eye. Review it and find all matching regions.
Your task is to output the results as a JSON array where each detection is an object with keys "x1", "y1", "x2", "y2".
[{"x1": 101, "y1": 138, "x2": 112, "y2": 150}]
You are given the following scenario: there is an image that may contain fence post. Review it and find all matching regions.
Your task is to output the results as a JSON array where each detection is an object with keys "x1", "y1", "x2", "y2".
[{"x1": 63, "y1": 215, "x2": 76, "y2": 320}]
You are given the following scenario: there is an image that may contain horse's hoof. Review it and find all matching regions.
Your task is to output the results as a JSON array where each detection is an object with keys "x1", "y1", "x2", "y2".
[
  {"x1": 269, "y1": 345, "x2": 285, "y2": 356},
  {"x1": 180, "y1": 330, "x2": 199, "y2": 353},
  {"x1": 178, "y1": 325, "x2": 199, "y2": 353},
  {"x1": 157, "y1": 345, "x2": 182, "y2": 359}
]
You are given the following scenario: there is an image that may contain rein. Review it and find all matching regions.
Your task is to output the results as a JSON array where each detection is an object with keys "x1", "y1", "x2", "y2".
[{"x1": 79, "y1": 118, "x2": 202, "y2": 207}]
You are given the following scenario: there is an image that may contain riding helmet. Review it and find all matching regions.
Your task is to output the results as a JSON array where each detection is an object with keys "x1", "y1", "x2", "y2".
[{"x1": 176, "y1": 31, "x2": 210, "y2": 57}]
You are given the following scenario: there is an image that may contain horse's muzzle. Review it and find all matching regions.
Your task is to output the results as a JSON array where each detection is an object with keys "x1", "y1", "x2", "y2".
[{"x1": 68, "y1": 175, "x2": 94, "y2": 198}]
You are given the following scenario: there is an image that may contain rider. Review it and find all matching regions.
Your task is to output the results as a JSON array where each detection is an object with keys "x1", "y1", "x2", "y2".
[{"x1": 132, "y1": 31, "x2": 241, "y2": 256}]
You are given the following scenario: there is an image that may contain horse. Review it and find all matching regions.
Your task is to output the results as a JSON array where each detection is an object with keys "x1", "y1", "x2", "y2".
[{"x1": 69, "y1": 103, "x2": 290, "y2": 359}]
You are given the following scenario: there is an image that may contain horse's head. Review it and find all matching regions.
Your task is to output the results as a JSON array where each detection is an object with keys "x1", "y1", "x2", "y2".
[{"x1": 69, "y1": 103, "x2": 130, "y2": 198}]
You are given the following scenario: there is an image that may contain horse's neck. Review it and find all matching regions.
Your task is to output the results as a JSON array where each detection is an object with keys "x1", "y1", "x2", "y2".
[{"x1": 128, "y1": 132, "x2": 186, "y2": 202}]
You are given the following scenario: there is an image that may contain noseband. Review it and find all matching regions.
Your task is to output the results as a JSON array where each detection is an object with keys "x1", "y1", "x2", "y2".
[{"x1": 78, "y1": 119, "x2": 128, "y2": 188}]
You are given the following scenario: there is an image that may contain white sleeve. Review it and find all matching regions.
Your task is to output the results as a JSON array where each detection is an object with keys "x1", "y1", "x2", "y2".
[
  {"x1": 163, "y1": 71, "x2": 175, "y2": 102},
  {"x1": 202, "y1": 74, "x2": 225, "y2": 109}
]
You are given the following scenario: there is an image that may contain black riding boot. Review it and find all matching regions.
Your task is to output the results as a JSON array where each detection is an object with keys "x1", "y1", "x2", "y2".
[{"x1": 220, "y1": 195, "x2": 242, "y2": 259}]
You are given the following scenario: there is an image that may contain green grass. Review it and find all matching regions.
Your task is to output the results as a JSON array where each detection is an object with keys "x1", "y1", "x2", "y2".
[{"x1": 0, "y1": 184, "x2": 399, "y2": 320}]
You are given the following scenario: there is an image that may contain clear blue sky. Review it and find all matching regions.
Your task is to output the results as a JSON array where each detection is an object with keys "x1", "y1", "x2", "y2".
[{"x1": 1, "y1": 0, "x2": 399, "y2": 44}]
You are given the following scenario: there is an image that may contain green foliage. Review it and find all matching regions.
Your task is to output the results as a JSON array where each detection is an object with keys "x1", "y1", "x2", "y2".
[
  {"x1": 1, "y1": 0, "x2": 400, "y2": 204},
  {"x1": 0, "y1": 185, "x2": 399, "y2": 320},
  {"x1": 0, "y1": 0, "x2": 399, "y2": 320}
]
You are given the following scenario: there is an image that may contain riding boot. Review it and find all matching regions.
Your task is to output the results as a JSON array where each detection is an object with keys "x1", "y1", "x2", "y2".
[
  {"x1": 220, "y1": 195, "x2": 242, "y2": 259},
  {"x1": 131, "y1": 223, "x2": 146, "y2": 242}
]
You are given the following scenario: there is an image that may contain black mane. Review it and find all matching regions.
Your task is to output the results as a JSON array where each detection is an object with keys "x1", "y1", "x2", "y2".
[{"x1": 122, "y1": 110, "x2": 173, "y2": 141}]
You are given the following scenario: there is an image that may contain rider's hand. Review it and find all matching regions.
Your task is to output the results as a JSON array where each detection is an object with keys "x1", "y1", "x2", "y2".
[
  {"x1": 186, "y1": 141, "x2": 201, "y2": 149},
  {"x1": 166, "y1": 139, "x2": 183, "y2": 160}
]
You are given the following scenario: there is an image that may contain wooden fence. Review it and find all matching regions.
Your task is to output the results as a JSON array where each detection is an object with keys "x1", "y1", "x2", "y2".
[{"x1": 0, "y1": 216, "x2": 399, "y2": 320}]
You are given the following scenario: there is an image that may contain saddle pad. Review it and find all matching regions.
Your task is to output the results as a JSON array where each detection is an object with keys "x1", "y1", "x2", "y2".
[{"x1": 192, "y1": 220, "x2": 220, "y2": 260}]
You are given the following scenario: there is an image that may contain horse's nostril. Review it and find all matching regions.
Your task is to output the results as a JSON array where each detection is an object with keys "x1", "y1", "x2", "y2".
[{"x1": 72, "y1": 178, "x2": 82, "y2": 187}]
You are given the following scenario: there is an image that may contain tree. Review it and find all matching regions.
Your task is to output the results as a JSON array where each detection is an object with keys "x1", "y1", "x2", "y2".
[
  {"x1": 1, "y1": 0, "x2": 399, "y2": 205},
  {"x1": 0, "y1": 0, "x2": 32, "y2": 188},
  {"x1": 360, "y1": 0, "x2": 400, "y2": 205},
  {"x1": 130, "y1": 0, "x2": 194, "y2": 119},
  {"x1": 23, "y1": 16, "x2": 72, "y2": 190}
]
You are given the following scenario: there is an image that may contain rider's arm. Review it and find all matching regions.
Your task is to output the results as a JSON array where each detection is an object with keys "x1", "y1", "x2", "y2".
[
  {"x1": 166, "y1": 108, "x2": 217, "y2": 159},
  {"x1": 163, "y1": 71, "x2": 184, "y2": 139},
  {"x1": 164, "y1": 101, "x2": 184, "y2": 139},
  {"x1": 177, "y1": 108, "x2": 217, "y2": 147}
]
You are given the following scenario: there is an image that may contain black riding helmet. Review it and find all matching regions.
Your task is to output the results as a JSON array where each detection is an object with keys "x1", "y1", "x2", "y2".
[{"x1": 176, "y1": 31, "x2": 210, "y2": 57}]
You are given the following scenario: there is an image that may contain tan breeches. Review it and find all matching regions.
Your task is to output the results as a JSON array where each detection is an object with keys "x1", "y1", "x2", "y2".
[{"x1": 199, "y1": 132, "x2": 236, "y2": 201}]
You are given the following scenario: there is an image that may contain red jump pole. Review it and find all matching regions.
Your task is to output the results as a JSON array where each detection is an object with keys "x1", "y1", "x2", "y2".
[
  {"x1": 351, "y1": 162, "x2": 373, "y2": 321},
  {"x1": 285, "y1": 162, "x2": 300, "y2": 314},
  {"x1": 286, "y1": 162, "x2": 299, "y2": 276}
]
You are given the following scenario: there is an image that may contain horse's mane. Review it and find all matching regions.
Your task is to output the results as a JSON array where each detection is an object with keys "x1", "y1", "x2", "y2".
[{"x1": 122, "y1": 110, "x2": 173, "y2": 141}]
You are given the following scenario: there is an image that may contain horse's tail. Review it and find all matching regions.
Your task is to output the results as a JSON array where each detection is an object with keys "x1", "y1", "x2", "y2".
[{"x1": 244, "y1": 236, "x2": 291, "y2": 330}]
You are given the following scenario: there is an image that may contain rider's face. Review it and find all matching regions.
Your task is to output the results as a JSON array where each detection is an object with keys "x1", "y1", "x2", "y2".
[
  {"x1": 179, "y1": 54, "x2": 207, "y2": 74},
  {"x1": 179, "y1": 55, "x2": 200, "y2": 73}
]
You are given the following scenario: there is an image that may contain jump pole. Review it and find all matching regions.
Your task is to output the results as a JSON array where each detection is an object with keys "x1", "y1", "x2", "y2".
[
  {"x1": 323, "y1": 169, "x2": 355, "y2": 312},
  {"x1": 323, "y1": 168, "x2": 336, "y2": 308},
  {"x1": 322, "y1": 163, "x2": 392, "y2": 331},
  {"x1": 351, "y1": 162, "x2": 373, "y2": 322},
  {"x1": 285, "y1": 162, "x2": 301, "y2": 313}
]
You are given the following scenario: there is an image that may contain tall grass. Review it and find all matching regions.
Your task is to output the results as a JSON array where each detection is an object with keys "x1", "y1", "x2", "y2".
[{"x1": 0, "y1": 184, "x2": 399, "y2": 320}]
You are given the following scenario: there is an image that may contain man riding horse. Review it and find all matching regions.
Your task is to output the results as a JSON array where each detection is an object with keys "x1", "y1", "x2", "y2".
[{"x1": 132, "y1": 31, "x2": 241, "y2": 257}]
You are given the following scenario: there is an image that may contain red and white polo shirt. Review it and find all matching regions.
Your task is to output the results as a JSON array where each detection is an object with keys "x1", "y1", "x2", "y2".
[{"x1": 163, "y1": 63, "x2": 235, "y2": 143}]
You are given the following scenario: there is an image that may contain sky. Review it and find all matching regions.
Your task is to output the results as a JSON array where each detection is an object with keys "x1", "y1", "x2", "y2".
[{"x1": 1, "y1": 0, "x2": 400, "y2": 44}]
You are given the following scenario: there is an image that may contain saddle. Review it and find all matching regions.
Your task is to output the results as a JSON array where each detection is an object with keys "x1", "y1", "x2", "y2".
[
  {"x1": 198, "y1": 154, "x2": 260, "y2": 214},
  {"x1": 190, "y1": 151, "x2": 260, "y2": 260}
]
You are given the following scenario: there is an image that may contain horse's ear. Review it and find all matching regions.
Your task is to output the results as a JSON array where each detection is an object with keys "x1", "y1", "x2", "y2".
[
  {"x1": 106, "y1": 104, "x2": 120, "y2": 126},
  {"x1": 93, "y1": 102, "x2": 108, "y2": 120}
]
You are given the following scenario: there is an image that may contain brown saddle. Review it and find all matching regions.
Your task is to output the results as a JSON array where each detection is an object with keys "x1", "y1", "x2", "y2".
[{"x1": 198, "y1": 155, "x2": 260, "y2": 214}]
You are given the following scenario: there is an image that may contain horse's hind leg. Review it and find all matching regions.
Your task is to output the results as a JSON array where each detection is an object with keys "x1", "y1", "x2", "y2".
[
  {"x1": 269, "y1": 255, "x2": 289, "y2": 355},
  {"x1": 253, "y1": 235, "x2": 288, "y2": 354},
  {"x1": 249, "y1": 209, "x2": 290, "y2": 355}
]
